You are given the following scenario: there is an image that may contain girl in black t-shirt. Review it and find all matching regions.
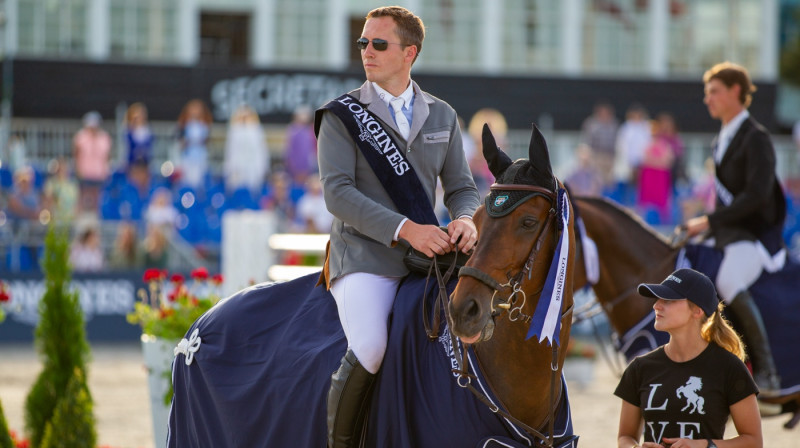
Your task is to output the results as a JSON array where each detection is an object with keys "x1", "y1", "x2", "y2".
[{"x1": 614, "y1": 268, "x2": 762, "y2": 448}]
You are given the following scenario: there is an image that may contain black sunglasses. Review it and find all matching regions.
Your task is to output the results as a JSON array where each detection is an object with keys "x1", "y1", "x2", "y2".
[{"x1": 356, "y1": 38, "x2": 405, "y2": 51}]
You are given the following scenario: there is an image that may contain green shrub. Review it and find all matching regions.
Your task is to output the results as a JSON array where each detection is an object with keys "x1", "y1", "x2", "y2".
[
  {"x1": 0, "y1": 398, "x2": 13, "y2": 448},
  {"x1": 23, "y1": 225, "x2": 95, "y2": 447},
  {"x1": 40, "y1": 368, "x2": 97, "y2": 448}
]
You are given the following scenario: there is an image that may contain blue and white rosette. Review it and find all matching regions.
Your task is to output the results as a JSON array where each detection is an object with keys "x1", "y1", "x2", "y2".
[{"x1": 526, "y1": 188, "x2": 570, "y2": 346}]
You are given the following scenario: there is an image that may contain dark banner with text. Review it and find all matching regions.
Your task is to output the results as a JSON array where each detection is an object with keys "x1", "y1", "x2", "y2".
[
  {"x1": 0, "y1": 271, "x2": 145, "y2": 343},
  {"x1": 8, "y1": 59, "x2": 780, "y2": 132}
]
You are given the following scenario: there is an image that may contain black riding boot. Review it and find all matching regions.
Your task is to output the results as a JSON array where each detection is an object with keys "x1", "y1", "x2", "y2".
[
  {"x1": 727, "y1": 290, "x2": 781, "y2": 396},
  {"x1": 327, "y1": 349, "x2": 376, "y2": 448}
]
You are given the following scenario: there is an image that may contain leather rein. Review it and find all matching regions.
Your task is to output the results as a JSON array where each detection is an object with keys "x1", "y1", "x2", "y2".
[{"x1": 424, "y1": 182, "x2": 573, "y2": 447}]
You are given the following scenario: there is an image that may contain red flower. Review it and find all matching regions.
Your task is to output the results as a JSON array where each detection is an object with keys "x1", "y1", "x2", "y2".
[
  {"x1": 191, "y1": 267, "x2": 209, "y2": 280},
  {"x1": 211, "y1": 274, "x2": 224, "y2": 285},
  {"x1": 191, "y1": 298, "x2": 200, "y2": 307},
  {"x1": 167, "y1": 290, "x2": 178, "y2": 302},
  {"x1": 143, "y1": 268, "x2": 166, "y2": 283},
  {"x1": 159, "y1": 308, "x2": 175, "y2": 319},
  {"x1": 0, "y1": 291, "x2": 9, "y2": 303},
  {"x1": 170, "y1": 273, "x2": 185, "y2": 284}
]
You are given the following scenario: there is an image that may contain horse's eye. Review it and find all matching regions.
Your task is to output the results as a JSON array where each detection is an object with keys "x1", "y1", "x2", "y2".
[{"x1": 522, "y1": 217, "x2": 538, "y2": 229}]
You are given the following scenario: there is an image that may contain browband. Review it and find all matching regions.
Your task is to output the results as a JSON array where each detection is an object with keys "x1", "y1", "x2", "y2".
[{"x1": 490, "y1": 183, "x2": 556, "y2": 200}]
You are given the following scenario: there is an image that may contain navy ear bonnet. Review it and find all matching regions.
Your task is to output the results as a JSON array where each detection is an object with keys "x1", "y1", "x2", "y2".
[{"x1": 485, "y1": 162, "x2": 556, "y2": 218}]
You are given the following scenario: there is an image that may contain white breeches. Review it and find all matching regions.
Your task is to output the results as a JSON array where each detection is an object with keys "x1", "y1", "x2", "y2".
[
  {"x1": 330, "y1": 272, "x2": 402, "y2": 374},
  {"x1": 716, "y1": 240, "x2": 764, "y2": 303}
]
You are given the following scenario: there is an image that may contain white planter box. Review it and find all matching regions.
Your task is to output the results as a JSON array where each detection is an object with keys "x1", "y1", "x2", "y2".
[{"x1": 141, "y1": 334, "x2": 176, "y2": 448}]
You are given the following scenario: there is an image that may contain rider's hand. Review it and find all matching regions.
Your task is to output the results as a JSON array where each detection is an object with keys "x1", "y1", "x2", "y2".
[
  {"x1": 447, "y1": 217, "x2": 478, "y2": 254},
  {"x1": 684, "y1": 215, "x2": 710, "y2": 237},
  {"x1": 398, "y1": 221, "x2": 452, "y2": 257}
]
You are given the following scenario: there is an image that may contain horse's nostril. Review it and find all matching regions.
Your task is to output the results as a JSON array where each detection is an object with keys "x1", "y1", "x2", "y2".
[{"x1": 465, "y1": 299, "x2": 481, "y2": 320}]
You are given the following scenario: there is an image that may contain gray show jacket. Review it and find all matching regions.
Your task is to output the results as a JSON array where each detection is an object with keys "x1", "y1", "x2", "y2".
[{"x1": 316, "y1": 81, "x2": 480, "y2": 282}]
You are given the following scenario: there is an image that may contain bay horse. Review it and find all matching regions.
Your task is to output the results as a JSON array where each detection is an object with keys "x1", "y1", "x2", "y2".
[
  {"x1": 449, "y1": 123, "x2": 577, "y2": 445},
  {"x1": 167, "y1": 125, "x2": 578, "y2": 447},
  {"x1": 571, "y1": 195, "x2": 800, "y2": 429}
]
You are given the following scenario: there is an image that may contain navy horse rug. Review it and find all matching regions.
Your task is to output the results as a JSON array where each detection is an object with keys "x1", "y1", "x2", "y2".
[{"x1": 168, "y1": 272, "x2": 578, "y2": 447}]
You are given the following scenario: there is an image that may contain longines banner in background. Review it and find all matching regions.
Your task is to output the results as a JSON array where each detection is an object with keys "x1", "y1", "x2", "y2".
[
  {"x1": 0, "y1": 272, "x2": 145, "y2": 343},
  {"x1": 8, "y1": 59, "x2": 780, "y2": 133}
]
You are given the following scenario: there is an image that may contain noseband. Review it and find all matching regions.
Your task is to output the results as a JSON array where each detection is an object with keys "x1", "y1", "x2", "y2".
[{"x1": 459, "y1": 183, "x2": 558, "y2": 321}]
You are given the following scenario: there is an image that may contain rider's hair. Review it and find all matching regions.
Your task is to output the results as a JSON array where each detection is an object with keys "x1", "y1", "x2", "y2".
[
  {"x1": 703, "y1": 61, "x2": 756, "y2": 108},
  {"x1": 700, "y1": 302, "x2": 745, "y2": 361},
  {"x1": 366, "y1": 6, "x2": 425, "y2": 64}
]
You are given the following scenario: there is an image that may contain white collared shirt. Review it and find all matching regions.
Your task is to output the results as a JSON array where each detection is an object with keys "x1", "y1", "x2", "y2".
[
  {"x1": 715, "y1": 109, "x2": 749, "y2": 164},
  {"x1": 371, "y1": 81, "x2": 414, "y2": 126}
]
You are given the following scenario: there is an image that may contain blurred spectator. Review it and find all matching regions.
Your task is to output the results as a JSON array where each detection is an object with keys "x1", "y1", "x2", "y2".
[
  {"x1": 43, "y1": 159, "x2": 79, "y2": 223},
  {"x1": 125, "y1": 102, "x2": 154, "y2": 192},
  {"x1": 638, "y1": 120, "x2": 675, "y2": 223},
  {"x1": 459, "y1": 116, "x2": 477, "y2": 165},
  {"x1": 656, "y1": 112, "x2": 687, "y2": 188},
  {"x1": 682, "y1": 156, "x2": 716, "y2": 221},
  {"x1": 262, "y1": 171, "x2": 299, "y2": 231},
  {"x1": 69, "y1": 226, "x2": 104, "y2": 272},
  {"x1": 283, "y1": 105, "x2": 318, "y2": 184},
  {"x1": 108, "y1": 222, "x2": 142, "y2": 270},
  {"x1": 73, "y1": 111, "x2": 111, "y2": 213},
  {"x1": 614, "y1": 104, "x2": 650, "y2": 187},
  {"x1": 794, "y1": 119, "x2": 800, "y2": 157},
  {"x1": 580, "y1": 102, "x2": 619, "y2": 187},
  {"x1": 468, "y1": 108, "x2": 507, "y2": 193},
  {"x1": 141, "y1": 224, "x2": 169, "y2": 269},
  {"x1": 177, "y1": 99, "x2": 212, "y2": 190},
  {"x1": 144, "y1": 187, "x2": 178, "y2": 230},
  {"x1": 224, "y1": 104, "x2": 270, "y2": 194},
  {"x1": 7, "y1": 167, "x2": 41, "y2": 220},
  {"x1": 7, "y1": 134, "x2": 28, "y2": 172},
  {"x1": 296, "y1": 176, "x2": 333, "y2": 233},
  {"x1": 565, "y1": 144, "x2": 603, "y2": 196}
]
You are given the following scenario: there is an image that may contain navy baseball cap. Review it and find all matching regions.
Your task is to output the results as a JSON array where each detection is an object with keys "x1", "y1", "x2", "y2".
[{"x1": 637, "y1": 268, "x2": 719, "y2": 317}]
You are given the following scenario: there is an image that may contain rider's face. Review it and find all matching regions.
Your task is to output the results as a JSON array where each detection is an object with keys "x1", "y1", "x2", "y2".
[
  {"x1": 703, "y1": 78, "x2": 741, "y2": 123},
  {"x1": 360, "y1": 17, "x2": 414, "y2": 93}
]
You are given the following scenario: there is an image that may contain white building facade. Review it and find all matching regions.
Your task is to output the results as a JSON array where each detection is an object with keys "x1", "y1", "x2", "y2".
[{"x1": 2, "y1": 0, "x2": 780, "y2": 80}]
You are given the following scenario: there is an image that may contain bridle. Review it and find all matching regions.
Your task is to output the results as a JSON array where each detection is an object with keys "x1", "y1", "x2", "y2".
[
  {"x1": 431, "y1": 181, "x2": 574, "y2": 447},
  {"x1": 460, "y1": 183, "x2": 559, "y2": 325}
]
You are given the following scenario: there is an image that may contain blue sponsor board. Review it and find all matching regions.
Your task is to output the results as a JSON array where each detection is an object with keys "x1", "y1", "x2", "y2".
[{"x1": 0, "y1": 271, "x2": 145, "y2": 342}]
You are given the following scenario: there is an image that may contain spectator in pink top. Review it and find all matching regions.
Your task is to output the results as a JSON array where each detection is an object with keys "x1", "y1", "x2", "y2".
[{"x1": 73, "y1": 111, "x2": 112, "y2": 213}]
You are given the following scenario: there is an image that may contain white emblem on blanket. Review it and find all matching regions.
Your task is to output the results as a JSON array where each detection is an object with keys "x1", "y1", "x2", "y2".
[
  {"x1": 438, "y1": 326, "x2": 461, "y2": 377},
  {"x1": 175, "y1": 328, "x2": 202, "y2": 365}
]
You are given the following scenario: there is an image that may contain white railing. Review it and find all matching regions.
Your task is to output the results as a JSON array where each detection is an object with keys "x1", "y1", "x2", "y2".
[
  {"x1": 3, "y1": 117, "x2": 798, "y2": 183},
  {"x1": 1, "y1": 117, "x2": 289, "y2": 176},
  {"x1": 266, "y1": 233, "x2": 328, "y2": 282}
]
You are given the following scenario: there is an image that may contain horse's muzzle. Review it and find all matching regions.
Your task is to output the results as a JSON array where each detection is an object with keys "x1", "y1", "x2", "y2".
[{"x1": 448, "y1": 297, "x2": 495, "y2": 344}]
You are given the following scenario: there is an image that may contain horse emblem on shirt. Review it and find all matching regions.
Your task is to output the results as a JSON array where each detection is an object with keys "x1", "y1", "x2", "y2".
[{"x1": 676, "y1": 376, "x2": 705, "y2": 415}]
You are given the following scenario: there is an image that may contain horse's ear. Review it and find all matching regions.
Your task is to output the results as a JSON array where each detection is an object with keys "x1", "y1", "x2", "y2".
[
  {"x1": 528, "y1": 123, "x2": 553, "y2": 180},
  {"x1": 482, "y1": 123, "x2": 513, "y2": 179}
]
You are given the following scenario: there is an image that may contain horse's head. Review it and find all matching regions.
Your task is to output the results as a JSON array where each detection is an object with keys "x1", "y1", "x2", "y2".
[{"x1": 449, "y1": 124, "x2": 574, "y2": 345}]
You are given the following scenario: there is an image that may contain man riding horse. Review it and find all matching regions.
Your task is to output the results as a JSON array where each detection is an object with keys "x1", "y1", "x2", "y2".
[
  {"x1": 682, "y1": 62, "x2": 785, "y2": 396},
  {"x1": 315, "y1": 6, "x2": 480, "y2": 447}
]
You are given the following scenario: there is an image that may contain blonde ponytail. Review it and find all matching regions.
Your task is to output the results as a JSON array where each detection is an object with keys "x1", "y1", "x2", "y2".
[{"x1": 701, "y1": 302, "x2": 745, "y2": 361}]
